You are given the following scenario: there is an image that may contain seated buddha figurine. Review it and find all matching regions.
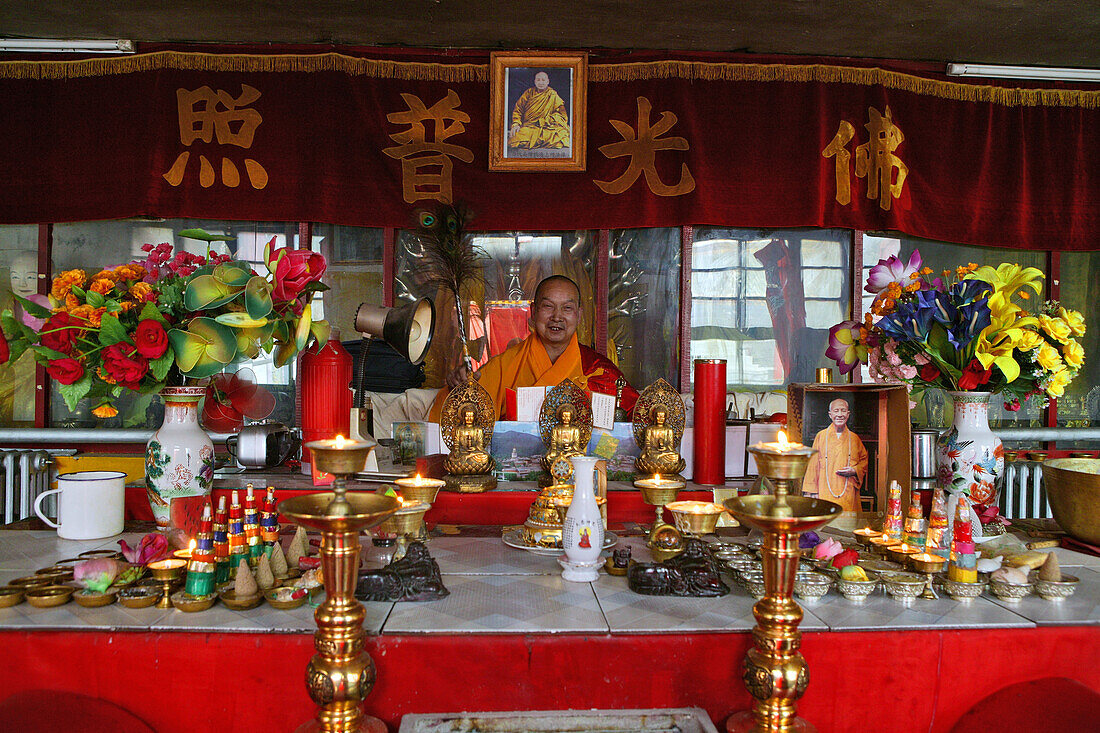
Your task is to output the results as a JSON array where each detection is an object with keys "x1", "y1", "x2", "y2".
[
  {"x1": 444, "y1": 405, "x2": 495, "y2": 476},
  {"x1": 636, "y1": 406, "x2": 686, "y2": 477},
  {"x1": 541, "y1": 406, "x2": 584, "y2": 474}
]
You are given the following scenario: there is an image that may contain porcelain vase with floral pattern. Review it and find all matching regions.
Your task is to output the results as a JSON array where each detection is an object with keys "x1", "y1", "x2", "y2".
[
  {"x1": 936, "y1": 391, "x2": 1004, "y2": 506},
  {"x1": 146, "y1": 386, "x2": 214, "y2": 530}
]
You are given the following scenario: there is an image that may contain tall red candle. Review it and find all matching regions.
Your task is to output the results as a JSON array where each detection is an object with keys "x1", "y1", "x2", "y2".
[
  {"x1": 300, "y1": 339, "x2": 353, "y2": 471},
  {"x1": 693, "y1": 358, "x2": 726, "y2": 485}
]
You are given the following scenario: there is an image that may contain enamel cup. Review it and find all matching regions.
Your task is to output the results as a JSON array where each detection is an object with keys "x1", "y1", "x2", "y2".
[{"x1": 34, "y1": 471, "x2": 126, "y2": 540}]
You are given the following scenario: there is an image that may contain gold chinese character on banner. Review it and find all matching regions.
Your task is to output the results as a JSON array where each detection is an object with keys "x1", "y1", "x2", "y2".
[
  {"x1": 383, "y1": 89, "x2": 474, "y2": 204},
  {"x1": 822, "y1": 106, "x2": 908, "y2": 211},
  {"x1": 595, "y1": 97, "x2": 695, "y2": 197},
  {"x1": 163, "y1": 84, "x2": 268, "y2": 189}
]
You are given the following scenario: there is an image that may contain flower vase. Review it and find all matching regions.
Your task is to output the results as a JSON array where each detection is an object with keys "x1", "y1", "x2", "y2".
[
  {"x1": 560, "y1": 456, "x2": 605, "y2": 582},
  {"x1": 936, "y1": 391, "x2": 1004, "y2": 507},
  {"x1": 146, "y1": 386, "x2": 214, "y2": 533}
]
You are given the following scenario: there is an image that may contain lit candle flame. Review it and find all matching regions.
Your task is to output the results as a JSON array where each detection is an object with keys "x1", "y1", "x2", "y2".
[
  {"x1": 778, "y1": 430, "x2": 788, "y2": 448},
  {"x1": 654, "y1": 474, "x2": 662, "y2": 483},
  {"x1": 335, "y1": 435, "x2": 346, "y2": 448},
  {"x1": 188, "y1": 539, "x2": 196, "y2": 552},
  {"x1": 414, "y1": 473, "x2": 423, "y2": 485}
]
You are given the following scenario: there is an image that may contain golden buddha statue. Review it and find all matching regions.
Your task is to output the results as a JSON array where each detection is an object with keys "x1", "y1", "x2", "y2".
[
  {"x1": 537, "y1": 379, "x2": 594, "y2": 488},
  {"x1": 542, "y1": 406, "x2": 584, "y2": 474},
  {"x1": 440, "y1": 382, "x2": 498, "y2": 493},
  {"x1": 632, "y1": 378, "x2": 687, "y2": 479}
]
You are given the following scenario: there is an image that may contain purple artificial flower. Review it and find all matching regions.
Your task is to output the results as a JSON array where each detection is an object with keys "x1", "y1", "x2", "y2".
[
  {"x1": 864, "y1": 250, "x2": 922, "y2": 294},
  {"x1": 826, "y1": 320, "x2": 867, "y2": 374}
]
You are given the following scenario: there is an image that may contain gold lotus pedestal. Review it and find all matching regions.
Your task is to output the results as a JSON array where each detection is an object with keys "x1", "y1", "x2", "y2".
[
  {"x1": 280, "y1": 439, "x2": 400, "y2": 733},
  {"x1": 724, "y1": 443, "x2": 841, "y2": 733}
]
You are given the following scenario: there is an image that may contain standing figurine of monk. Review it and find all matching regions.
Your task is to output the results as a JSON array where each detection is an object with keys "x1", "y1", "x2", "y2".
[
  {"x1": 801, "y1": 398, "x2": 868, "y2": 512},
  {"x1": 509, "y1": 71, "x2": 570, "y2": 150}
]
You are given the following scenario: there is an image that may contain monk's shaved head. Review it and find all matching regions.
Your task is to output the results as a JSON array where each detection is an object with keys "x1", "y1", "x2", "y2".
[{"x1": 533, "y1": 275, "x2": 580, "y2": 305}]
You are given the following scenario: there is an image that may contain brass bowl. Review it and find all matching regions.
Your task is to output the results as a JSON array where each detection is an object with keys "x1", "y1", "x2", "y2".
[
  {"x1": 881, "y1": 573, "x2": 925, "y2": 601},
  {"x1": 73, "y1": 589, "x2": 117, "y2": 608},
  {"x1": 1034, "y1": 574, "x2": 1079, "y2": 601},
  {"x1": 78, "y1": 549, "x2": 123, "y2": 560},
  {"x1": 1042, "y1": 458, "x2": 1100, "y2": 545},
  {"x1": 667, "y1": 501, "x2": 725, "y2": 535},
  {"x1": 35, "y1": 568, "x2": 75, "y2": 584},
  {"x1": 264, "y1": 587, "x2": 309, "y2": 610},
  {"x1": 636, "y1": 483, "x2": 682, "y2": 506},
  {"x1": 172, "y1": 591, "x2": 217, "y2": 612},
  {"x1": 118, "y1": 586, "x2": 161, "y2": 609},
  {"x1": 280, "y1": 492, "x2": 399, "y2": 534},
  {"x1": 793, "y1": 571, "x2": 832, "y2": 601},
  {"x1": 8, "y1": 576, "x2": 52, "y2": 590},
  {"x1": 218, "y1": 588, "x2": 264, "y2": 610},
  {"x1": 25, "y1": 586, "x2": 75, "y2": 608},
  {"x1": 836, "y1": 575, "x2": 879, "y2": 601},
  {"x1": 942, "y1": 578, "x2": 987, "y2": 602},
  {"x1": 0, "y1": 587, "x2": 25, "y2": 608},
  {"x1": 741, "y1": 570, "x2": 767, "y2": 599},
  {"x1": 910, "y1": 555, "x2": 947, "y2": 574}
]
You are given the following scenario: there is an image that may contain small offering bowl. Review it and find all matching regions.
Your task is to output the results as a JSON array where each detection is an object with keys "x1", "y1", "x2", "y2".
[
  {"x1": 942, "y1": 578, "x2": 987, "y2": 602},
  {"x1": 793, "y1": 571, "x2": 832, "y2": 601},
  {"x1": 989, "y1": 578, "x2": 1032, "y2": 602},
  {"x1": 1034, "y1": 574, "x2": 1079, "y2": 601}
]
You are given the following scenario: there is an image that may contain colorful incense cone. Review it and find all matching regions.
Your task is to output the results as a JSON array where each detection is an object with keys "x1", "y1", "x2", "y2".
[
  {"x1": 185, "y1": 503, "x2": 216, "y2": 597},
  {"x1": 925, "y1": 487, "x2": 949, "y2": 560},
  {"x1": 883, "y1": 480, "x2": 904, "y2": 542},
  {"x1": 948, "y1": 495, "x2": 977, "y2": 583},
  {"x1": 260, "y1": 487, "x2": 279, "y2": 555},
  {"x1": 244, "y1": 485, "x2": 263, "y2": 566},
  {"x1": 228, "y1": 490, "x2": 249, "y2": 573},
  {"x1": 903, "y1": 485, "x2": 927, "y2": 549},
  {"x1": 213, "y1": 495, "x2": 230, "y2": 584}
]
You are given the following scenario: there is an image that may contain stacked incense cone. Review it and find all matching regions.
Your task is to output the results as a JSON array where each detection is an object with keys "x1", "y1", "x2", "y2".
[
  {"x1": 212, "y1": 495, "x2": 230, "y2": 584},
  {"x1": 228, "y1": 490, "x2": 249, "y2": 573},
  {"x1": 948, "y1": 494, "x2": 977, "y2": 582},
  {"x1": 903, "y1": 484, "x2": 927, "y2": 549},
  {"x1": 244, "y1": 485, "x2": 263, "y2": 566},
  {"x1": 184, "y1": 503, "x2": 216, "y2": 597},
  {"x1": 260, "y1": 487, "x2": 279, "y2": 556},
  {"x1": 883, "y1": 480, "x2": 904, "y2": 542},
  {"x1": 925, "y1": 488, "x2": 949, "y2": 560}
]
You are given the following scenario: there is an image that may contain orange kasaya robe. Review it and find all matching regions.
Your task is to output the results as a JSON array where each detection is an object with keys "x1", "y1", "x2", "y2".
[
  {"x1": 429, "y1": 333, "x2": 638, "y2": 421},
  {"x1": 801, "y1": 425, "x2": 869, "y2": 512}
]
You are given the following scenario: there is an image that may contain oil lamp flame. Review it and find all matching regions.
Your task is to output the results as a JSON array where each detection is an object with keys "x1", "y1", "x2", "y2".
[
  {"x1": 188, "y1": 538, "x2": 196, "y2": 552},
  {"x1": 334, "y1": 434, "x2": 347, "y2": 448},
  {"x1": 778, "y1": 430, "x2": 788, "y2": 448}
]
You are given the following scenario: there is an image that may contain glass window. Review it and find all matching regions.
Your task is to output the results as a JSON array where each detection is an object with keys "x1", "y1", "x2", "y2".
[
  {"x1": 608, "y1": 227, "x2": 680, "y2": 390},
  {"x1": 396, "y1": 230, "x2": 597, "y2": 388},
  {"x1": 48, "y1": 219, "x2": 304, "y2": 428},
  {"x1": 862, "y1": 234, "x2": 1048, "y2": 434},
  {"x1": 690, "y1": 228, "x2": 852, "y2": 388},
  {"x1": 1055, "y1": 250, "x2": 1100, "y2": 450},
  {"x1": 0, "y1": 225, "x2": 41, "y2": 427},
  {"x1": 313, "y1": 224, "x2": 385, "y2": 342}
]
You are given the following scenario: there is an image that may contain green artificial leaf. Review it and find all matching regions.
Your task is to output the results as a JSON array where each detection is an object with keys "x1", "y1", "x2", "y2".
[
  {"x1": 213, "y1": 263, "x2": 253, "y2": 288},
  {"x1": 139, "y1": 302, "x2": 170, "y2": 325},
  {"x1": 70, "y1": 286, "x2": 87, "y2": 299},
  {"x1": 294, "y1": 302, "x2": 312, "y2": 351},
  {"x1": 150, "y1": 349, "x2": 175, "y2": 381},
  {"x1": 310, "y1": 319, "x2": 332, "y2": 348},
  {"x1": 273, "y1": 338, "x2": 298, "y2": 368},
  {"x1": 30, "y1": 345, "x2": 71, "y2": 362},
  {"x1": 12, "y1": 295, "x2": 52, "y2": 318},
  {"x1": 168, "y1": 327, "x2": 204, "y2": 373},
  {"x1": 178, "y1": 228, "x2": 236, "y2": 243},
  {"x1": 184, "y1": 274, "x2": 241, "y2": 311},
  {"x1": 303, "y1": 281, "x2": 331, "y2": 294},
  {"x1": 57, "y1": 374, "x2": 93, "y2": 412},
  {"x1": 244, "y1": 277, "x2": 273, "y2": 319},
  {"x1": 168, "y1": 317, "x2": 238, "y2": 378},
  {"x1": 214, "y1": 312, "x2": 269, "y2": 328},
  {"x1": 85, "y1": 290, "x2": 106, "y2": 308},
  {"x1": 98, "y1": 314, "x2": 130, "y2": 346}
]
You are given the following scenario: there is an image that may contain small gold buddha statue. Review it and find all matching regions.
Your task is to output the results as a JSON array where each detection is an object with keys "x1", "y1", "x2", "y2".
[
  {"x1": 441, "y1": 383, "x2": 498, "y2": 493},
  {"x1": 636, "y1": 406, "x2": 686, "y2": 476},
  {"x1": 542, "y1": 406, "x2": 584, "y2": 475},
  {"x1": 444, "y1": 405, "x2": 495, "y2": 476}
]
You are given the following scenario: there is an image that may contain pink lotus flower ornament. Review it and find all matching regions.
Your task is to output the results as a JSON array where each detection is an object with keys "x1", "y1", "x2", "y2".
[
  {"x1": 118, "y1": 532, "x2": 170, "y2": 565},
  {"x1": 826, "y1": 320, "x2": 868, "y2": 375},
  {"x1": 865, "y1": 250, "x2": 922, "y2": 294}
]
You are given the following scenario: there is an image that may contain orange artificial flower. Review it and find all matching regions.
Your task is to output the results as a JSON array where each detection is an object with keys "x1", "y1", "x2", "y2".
[
  {"x1": 89, "y1": 278, "x2": 115, "y2": 295},
  {"x1": 70, "y1": 305, "x2": 107, "y2": 327},
  {"x1": 96, "y1": 366, "x2": 118, "y2": 385},
  {"x1": 50, "y1": 269, "x2": 87, "y2": 299},
  {"x1": 92, "y1": 270, "x2": 118, "y2": 282},
  {"x1": 128, "y1": 282, "x2": 154, "y2": 302},
  {"x1": 113, "y1": 264, "x2": 145, "y2": 281},
  {"x1": 92, "y1": 404, "x2": 119, "y2": 419}
]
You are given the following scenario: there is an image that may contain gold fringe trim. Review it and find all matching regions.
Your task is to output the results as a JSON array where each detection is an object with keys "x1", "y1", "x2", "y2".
[
  {"x1": 590, "y1": 60, "x2": 1100, "y2": 109},
  {"x1": 0, "y1": 51, "x2": 487, "y2": 82}
]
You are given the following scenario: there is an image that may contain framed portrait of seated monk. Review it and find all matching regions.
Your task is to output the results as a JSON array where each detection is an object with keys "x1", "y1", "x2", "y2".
[{"x1": 490, "y1": 51, "x2": 587, "y2": 172}]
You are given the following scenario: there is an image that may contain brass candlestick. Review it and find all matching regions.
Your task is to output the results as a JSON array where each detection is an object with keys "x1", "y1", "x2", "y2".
[
  {"x1": 393, "y1": 477, "x2": 443, "y2": 543},
  {"x1": 724, "y1": 442, "x2": 841, "y2": 733},
  {"x1": 635, "y1": 477, "x2": 684, "y2": 537},
  {"x1": 148, "y1": 559, "x2": 186, "y2": 609},
  {"x1": 280, "y1": 439, "x2": 400, "y2": 733},
  {"x1": 378, "y1": 500, "x2": 431, "y2": 561}
]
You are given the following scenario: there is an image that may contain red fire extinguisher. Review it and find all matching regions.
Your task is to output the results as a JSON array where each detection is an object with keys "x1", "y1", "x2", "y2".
[{"x1": 300, "y1": 339, "x2": 352, "y2": 473}]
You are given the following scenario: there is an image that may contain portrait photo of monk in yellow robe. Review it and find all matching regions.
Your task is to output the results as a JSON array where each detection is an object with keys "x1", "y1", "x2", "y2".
[
  {"x1": 801, "y1": 398, "x2": 869, "y2": 512},
  {"x1": 507, "y1": 69, "x2": 571, "y2": 155}
]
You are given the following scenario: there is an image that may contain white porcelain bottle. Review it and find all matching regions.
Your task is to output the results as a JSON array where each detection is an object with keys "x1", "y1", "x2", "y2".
[{"x1": 561, "y1": 456, "x2": 605, "y2": 581}]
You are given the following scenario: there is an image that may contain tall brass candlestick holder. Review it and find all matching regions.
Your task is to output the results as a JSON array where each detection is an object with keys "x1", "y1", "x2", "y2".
[
  {"x1": 280, "y1": 438, "x2": 400, "y2": 733},
  {"x1": 378, "y1": 500, "x2": 431, "y2": 561},
  {"x1": 724, "y1": 438, "x2": 841, "y2": 733},
  {"x1": 635, "y1": 475, "x2": 684, "y2": 537},
  {"x1": 393, "y1": 475, "x2": 443, "y2": 543}
]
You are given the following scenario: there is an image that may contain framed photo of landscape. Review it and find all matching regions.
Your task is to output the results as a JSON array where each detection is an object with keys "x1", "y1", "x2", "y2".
[{"x1": 489, "y1": 51, "x2": 587, "y2": 172}]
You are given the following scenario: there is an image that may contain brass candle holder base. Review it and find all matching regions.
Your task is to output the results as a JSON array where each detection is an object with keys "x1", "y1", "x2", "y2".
[
  {"x1": 636, "y1": 479, "x2": 683, "y2": 539},
  {"x1": 378, "y1": 501, "x2": 431, "y2": 561},
  {"x1": 147, "y1": 559, "x2": 186, "y2": 609},
  {"x1": 284, "y1": 440, "x2": 400, "y2": 733}
]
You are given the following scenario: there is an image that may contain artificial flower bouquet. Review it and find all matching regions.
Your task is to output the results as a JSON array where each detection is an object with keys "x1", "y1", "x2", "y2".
[
  {"x1": 827, "y1": 250, "x2": 1085, "y2": 409},
  {"x1": 0, "y1": 230, "x2": 330, "y2": 418}
]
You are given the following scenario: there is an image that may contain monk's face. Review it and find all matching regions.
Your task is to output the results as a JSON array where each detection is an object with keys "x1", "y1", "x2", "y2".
[
  {"x1": 828, "y1": 400, "x2": 850, "y2": 429},
  {"x1": 531, "y1": 279, "x2": 580, "y2": 350},
  {"x1": 534, "y1": 72, "x2": 549, "y2": 91}
]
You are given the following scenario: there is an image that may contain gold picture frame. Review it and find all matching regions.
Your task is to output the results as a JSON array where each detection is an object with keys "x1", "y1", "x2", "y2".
[{"x1": 489, "y1": 51, "x2": 587, "y2": 172}]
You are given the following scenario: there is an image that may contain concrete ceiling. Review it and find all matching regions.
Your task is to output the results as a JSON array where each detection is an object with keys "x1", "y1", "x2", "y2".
[{"x1": 1, "y1": 1, "x2": 1099, "y2": 69}]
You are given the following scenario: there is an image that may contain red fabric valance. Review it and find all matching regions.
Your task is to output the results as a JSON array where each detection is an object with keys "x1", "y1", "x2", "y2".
[{"x1": 0, "y1": 51, "x2": 1097, "y2": 249}]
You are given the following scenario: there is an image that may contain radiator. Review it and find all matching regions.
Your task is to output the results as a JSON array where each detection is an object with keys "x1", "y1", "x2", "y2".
[
  {"x1": 0, "y1": 449, "x2": 75, "y2": 525},
  {"x1": 1000, "y1": 460, "x2": 1052, "y2": 520}
]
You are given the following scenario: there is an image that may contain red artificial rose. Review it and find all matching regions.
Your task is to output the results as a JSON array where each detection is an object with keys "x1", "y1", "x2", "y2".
[
  {"x1": 101, "y1": 343, "x2": 149, "y2": 389},
  {"x1": 0, "y1": 330, "x2": 8, "y2": 365},
  {"x1": 46, "y1": 358, "x2": 84, "y2": 385},
  {"x1": 271, "y1": 246, "x2": 326, "y2": 302},
  {"x1": 133, "y1": 319, "x2": 169, "y2": 359},
  {"x1": 958, "y1": 359, "x2": 993, "y2": 390},
  {"x1": 919, "y1": 364, "x2": 940, "y2": 382},
  {"x1": 40, "y1": 312, "x2": 87, "y2": 355}
]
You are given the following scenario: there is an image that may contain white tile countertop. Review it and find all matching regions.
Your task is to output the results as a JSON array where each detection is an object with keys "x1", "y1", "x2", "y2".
[{"x1": 1, "y1": 528, "x2": 1098, "y2": 635}]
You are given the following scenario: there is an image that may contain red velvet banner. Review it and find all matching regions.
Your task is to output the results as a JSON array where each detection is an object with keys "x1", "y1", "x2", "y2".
[{"x1": 0, "y1": 52, "x2": 1097, "y2": 249}]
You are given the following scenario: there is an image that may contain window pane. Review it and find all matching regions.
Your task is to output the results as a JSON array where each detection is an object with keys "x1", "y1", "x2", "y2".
[
  {"x1": 314, "y1": 225, "x2": 384, "y2": 342},
  {"x1": 396, "y1": 230, "x2": 596, "y2": 388},
  {"x1": 608, "y1": 227, "x2": 680, "y2": 390},
  {"x1": 690, "y1": 227, "x2": 851, "y2": 388},
  {"x1": 49, "y1": 219, "x2": 301, "y2": 428},
  {"x1": 0, "y1": 225, "x2": 40, "y2": 426},
  {"x1": 1055, "y1": 250, "x2": 1100, "y2": 450}
]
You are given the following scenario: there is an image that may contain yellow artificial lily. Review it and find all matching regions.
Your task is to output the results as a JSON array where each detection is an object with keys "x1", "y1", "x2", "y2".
[
  {"x1": 1038, "y1": 314, "x2": 1072, "y2": 344},
  {"x1": 1058, "y1": 306, "x2": 1086, "y2": 337},
  {"x1": 967, "y1": 263, "x2": 1044, "y2": 321},
  {"x1": 1035, "y1": 341, "x2": 1063, "y2": 372},
  {"x1": 1062, "y1": 338, "x2": 1085, "y2": 369},
  {"x1": 1046, "y1": 368, "x2": 1072, "y2": 398},
  {"x1": 972, "y1": 309, "x2": 1040, "y2": 384}
]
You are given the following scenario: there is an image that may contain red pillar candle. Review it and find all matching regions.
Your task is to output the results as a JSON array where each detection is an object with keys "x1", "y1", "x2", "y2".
[
  {"x1": 692, "y1": 359, "x2": 726, "y2": 485},
  {"x1": 300, "y1": 339, "x2": 353, "y2": 472}
]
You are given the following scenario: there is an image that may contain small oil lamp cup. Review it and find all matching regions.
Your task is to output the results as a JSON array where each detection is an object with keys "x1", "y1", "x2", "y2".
[
  {"x1": 378, "y1": 500, "x2": 430, "y2": 561},
  {"x1": 887, "y1": 543, "x2": 921, "y2": 567},
  {"x1": 910, "y1": 553, "x2": 946, "y2": 574},
  {"x1": 305, "y1": 437, "x2": 374, "y2": 518},
  {"x1": 869, "y1": 535, "x2": 901, "y2": 556},
  {"x1": 148, "y1": 558, "x2": 186, "y2": 609},
  {"x1": 854, "y1": 527, "x2": 882, "y2": 547},
  {"x1": 666, "y1": 500, "x2": 724, "y2": 536},
  {"x1": 635, "y1": 476, "x2": 684, "y2": 537},
  {"x1": 393, "y1": 476, "x2": 444, "y2": 543}
]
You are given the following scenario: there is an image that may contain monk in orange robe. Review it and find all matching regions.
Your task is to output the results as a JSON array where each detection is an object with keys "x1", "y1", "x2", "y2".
[
  {"x1": 508, "y1": 71, "x2": 570, "y2": 150},
  {"x1": 430, "y1": 276, "x2": 637, "y2": 421},
  {"x1": 801, "y1": 398, "x2": 869, "y2": 512}
]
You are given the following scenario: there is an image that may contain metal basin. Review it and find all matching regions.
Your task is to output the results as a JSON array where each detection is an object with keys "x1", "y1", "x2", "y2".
[{"x1": 1043, "y1": 458, "x2": 1100, "y2": 545}]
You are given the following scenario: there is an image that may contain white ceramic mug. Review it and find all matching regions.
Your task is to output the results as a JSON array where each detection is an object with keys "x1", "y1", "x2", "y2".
[{"x1": 34, "y1": 470, "x2": 126, "y2": 540}]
